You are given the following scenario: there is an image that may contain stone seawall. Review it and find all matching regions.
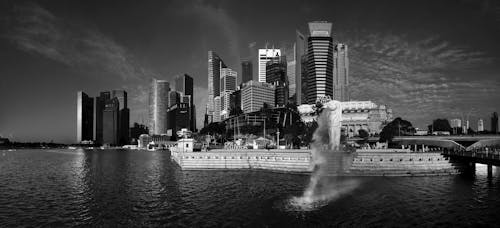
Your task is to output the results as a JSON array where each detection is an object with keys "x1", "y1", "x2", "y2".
[
  {"x1": 170, "y1": 149, "x2": 459, "y2": 176},
  {"x1": 345, "y1": 151, "x2": 458, "y2": 176},
  {"x1": 170, "y1": 149, "x2": 313, "y2": 173}
]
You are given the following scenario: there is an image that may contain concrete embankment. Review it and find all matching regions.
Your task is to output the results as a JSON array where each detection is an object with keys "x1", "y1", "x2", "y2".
[
  {"x1": 170, "y1": 149, "x2": 313, "y2": 173},
  {"x1": 171, "y1": 148, "x2": 459, "y2": 176}
]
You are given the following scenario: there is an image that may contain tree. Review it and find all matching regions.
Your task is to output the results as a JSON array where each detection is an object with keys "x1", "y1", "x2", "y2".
[
  {"x1": 379, "y1": 117, "x2": 415, "y2": 143},
  {"x1": 427, "y1": 119, "x2": 452, "y2": 133},
  {"x1": 357, "y1": 129, "x2": 369, "y2": 145},
  {"x1": 229, "y1": 106, "x2": 243, "y2": 116}
]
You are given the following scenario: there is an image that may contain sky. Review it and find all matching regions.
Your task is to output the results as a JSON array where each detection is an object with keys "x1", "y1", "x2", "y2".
[{"x1": 0, "y1": 0, "x2": 500, "y2": 143}]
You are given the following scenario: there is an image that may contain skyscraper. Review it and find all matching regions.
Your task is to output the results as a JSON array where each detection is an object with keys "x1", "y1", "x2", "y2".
[
  {"x1": 175, "y1": 74, "x2": 196, "y2": 132},
  {"x1": 241, "y1": 60, "x2": 253, "y2": 84},
  {"x1": 213, "y1": 96, "x2": 222, "y2": 122},
  {"x1": 258, "y1": 48, "x2": 281, "y2": 83},
  {"x1": 111, "y1": 90, "x2": 129, "y2": 145},
  {"x1": 295, "y1": 30, "x2": 307, "y2": 105},
  {"x1": 492, "y1": 112, "x2": 499, "y2": 133},
  {"x1": 149, "y1": 78, "x2": 170, "y2": 135},
  {"x1": 266, "y1": 56, "x2": 288, "y2": 107},
  {"x1": 102, "y1": 97, "x2": 119, "y2": 145},
  {"x1": 478, "y1": 119, "x2": 484, "y2": 132},
  {"x1": 305, "y1": 21, "x2": 334, "y2": 104},
  {"x1": 93, "y1": 91, "x2": 111, "y2": 144},
  {"x1": 76, "y1": 91, "x2": 94, "y2": 143},
  {"x1": 208, "y1": 51, "x2": 226, "y2": 117},
  {"x1": 334, "y1": 43, "x2": 349, "y2": 101},
  {"x1": 220, "y1": 68, "x2": 237, "y2": 93},
  {"x1": 168, "y1": 90, "x2": 180, "y2": 108}
]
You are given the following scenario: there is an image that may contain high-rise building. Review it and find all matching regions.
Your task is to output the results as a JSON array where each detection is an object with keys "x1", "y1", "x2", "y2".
[
  {"x1": 305, "y1": 21, "x2": 334, "y2": 104},
  {"x1": 213, "y1": 96, "x2": 222, "y2": 122},
  {"x1": 102, "y1": 97, "x2": 119, "y2": 145},
  {"x1": 266, "y1": 56, "x2": 288, "y2": 107},
  {"x1": 478, "y1": 119, "x2": 484, "y2": 132},
  {"x1": 334, "y1": 43, "x2": 349, "y2": 101},
  {"x1": 492, "y1": 112, "x2": 499, "y2": 133},
  {"x1": 220, "y1": 68, "x2": 237, "y2": 93},
  {"x1": 208, "y1": 51, "x2": 226, "y2": 117},
  {"x1": 241, "y1": 60, "x2": 253, "y2": 84},
  {"x1": 93, "y1": 91, "x2": 111, "y2": 144},
  {"x1": 168, "y1": 90, "x2": 180, "y2": 108},
  {"x1": 149, "y1": 79, "x2": 170, "y2": 135},
  {"x1": 284, "y1": 44, "x2": 296, "y2": 101},
  {"x1": 258, "y1": 48, "x2": 281, "y2": 83},
  {"x1": 295, "y1": 30, "x2": 307, "y2": 105},
  {"x1": 175, "y1": 74, "x2": 196, "y2": 132},
  {"x1": 220, "y1": 91, "x2": 233, "y2": 120},
  {"x1": 167, "y1": 103, "x2": 191, "y2": 139},
  {"x1": 241, "y1": 80, "x2": 275, "y2": 113},
  {"x1": 76, "y1": 91, "x2": 94, "y2": 143},
  {"x1": 111, "y1": 90, "x2": 129, "y2": 145}
]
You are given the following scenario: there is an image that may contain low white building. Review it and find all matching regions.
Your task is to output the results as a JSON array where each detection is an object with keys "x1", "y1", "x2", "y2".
[{"x1": 298, "y1": 100, "x2": 393, "y2": 137}]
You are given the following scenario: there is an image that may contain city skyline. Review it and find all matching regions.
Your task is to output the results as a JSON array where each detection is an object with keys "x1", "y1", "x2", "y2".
[{"x1": 1, "y1": 0, "x2": 500, "y2": 143}]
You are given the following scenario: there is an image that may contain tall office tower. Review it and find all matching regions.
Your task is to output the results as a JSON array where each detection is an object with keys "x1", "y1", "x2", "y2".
[
  {"x1": 102, "y1": 97, "x2": 119, "y2": 145},
  {"x1": 93, "y1": 91, "x2": 111, "y2": 144},
  {"x1": 220, "y1": 67, "x2": 237, "y2": 93},
  {"x1": 167, "y1": 103, "x2": 191, "y2": 140},
  {"x1": 465, "y1": 120, "x2": 470, "y2": 133},
  {"x1": 168, "y1": 90, "x2": 180, "y2": 108},
  {"x1": 213, "y1": 96, "x2": 222, "y2": 122},
  {"x1": 241, "y1": 60, "x2": 253, "y2": 84},
  {"x1": 175, "y1": 74, "x2": 196, "y2": 132},
  {"x1": 295, "y1": 30, "x2": 307, "y2": 104},
  {"x1": 266, "y1": 56, "x2": 288, "y2": 107},
  {"x1": 258, "y1": 48, "x2": 281, "y2": 83},
  {"x1": 333, "y1": 43, "x2": 349, "y2": 101},
  {"x1": 492, "y1": 112, "x2": 499, "y2": 133},
  {"x1": 305, "y1": 21, "x2": 335, "y2": 104},
  {"x1": 111, "y1": 90, "x2": 129, "y2": 145},
  {"x1": 149, "y1": 79, "x2": 170, "y2": 135},
  {"x1": 284, "y1": 44, "x2": 296, "y2": 101},
  {"x1": 241, "y1": 80, "x2": 275, "y2": 113},
  {"x1": 76, "y1": 91, "x2": 94, "y2": 143},
  {"x1": 208, "y1": 51, "x2": 226, "y2": 117},
  {"x1": 478, "y1": 119, "x2": 484, "y2": 132},
  {"x1": 220, "y1": 91, "x2": 233, "y2": 120}
]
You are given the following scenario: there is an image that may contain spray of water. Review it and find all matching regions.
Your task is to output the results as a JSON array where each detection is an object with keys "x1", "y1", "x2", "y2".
[{"x1": 289, "y1": 101, "x2": 360, "y2": 211}]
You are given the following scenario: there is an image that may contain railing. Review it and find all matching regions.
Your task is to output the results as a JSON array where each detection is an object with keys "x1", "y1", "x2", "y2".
[{"x1": 442, "y1": 148, "x2": 500, "y2": 161}]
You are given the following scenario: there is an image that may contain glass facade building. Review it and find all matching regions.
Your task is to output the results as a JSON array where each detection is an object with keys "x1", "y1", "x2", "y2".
[
  {"x1": 241, "y1": 60, "x2": 253, "y2": 84},
  {"x1": 76, "y1": 91, "x2": 94, "y2": 143},
  {"x1": 305, "y1": 21, "x2": 334, "y2": 104},
  {"x1": 258, "y1": 48, "x2": 281, "y2": 83},
  {"x1": 333, "y1": 43, "x2": 349, "y2": 101},
  {"x1": 149, "y1": 79, "x2": 170, "y2": 135}
]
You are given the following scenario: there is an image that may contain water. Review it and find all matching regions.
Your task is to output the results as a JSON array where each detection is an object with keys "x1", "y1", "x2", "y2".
[{"x1": 1, "y1": 149, "x2": 500, "y2": 227}]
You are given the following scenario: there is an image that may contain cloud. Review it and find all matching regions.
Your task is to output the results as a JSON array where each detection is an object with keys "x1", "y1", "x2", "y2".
[
  {"x1": 187, "y1": 0, "x2": 241, "y2": 63},
  {"x1": 3, "y1": 2, "x2": 155, "y2": 80},
  {"x1": 347, "y1": 31, "x2": 500, "y2": 128}
]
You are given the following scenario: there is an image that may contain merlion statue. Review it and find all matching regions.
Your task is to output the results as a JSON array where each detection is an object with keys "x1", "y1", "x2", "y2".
[{"x1": 313, "y1": 100, "x2": 342, "y2": 151}]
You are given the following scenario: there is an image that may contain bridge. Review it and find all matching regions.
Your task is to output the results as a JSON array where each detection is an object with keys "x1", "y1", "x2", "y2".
[{"x1": 348, "y1": 135, "x2": 500, "y2": 176}]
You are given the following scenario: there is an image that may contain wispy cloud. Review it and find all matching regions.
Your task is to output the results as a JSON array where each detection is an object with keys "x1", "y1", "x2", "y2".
[
  {"x1": 348, "y1": 31, "x2": 500, "y2": 127},
  {"x1": 3, "y1": 2, "x2": 155, "y2": 80}
]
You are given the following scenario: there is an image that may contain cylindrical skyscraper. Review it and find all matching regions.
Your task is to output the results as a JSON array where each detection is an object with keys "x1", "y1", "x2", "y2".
[{"x1": 149, "y1": 78, "x2": 170, "y2": 135}]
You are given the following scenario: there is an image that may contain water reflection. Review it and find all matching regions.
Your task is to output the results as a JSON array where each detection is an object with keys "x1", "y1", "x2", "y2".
[{"x1": 2, "y1": 149, "x2": 500, "y2": 227}]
